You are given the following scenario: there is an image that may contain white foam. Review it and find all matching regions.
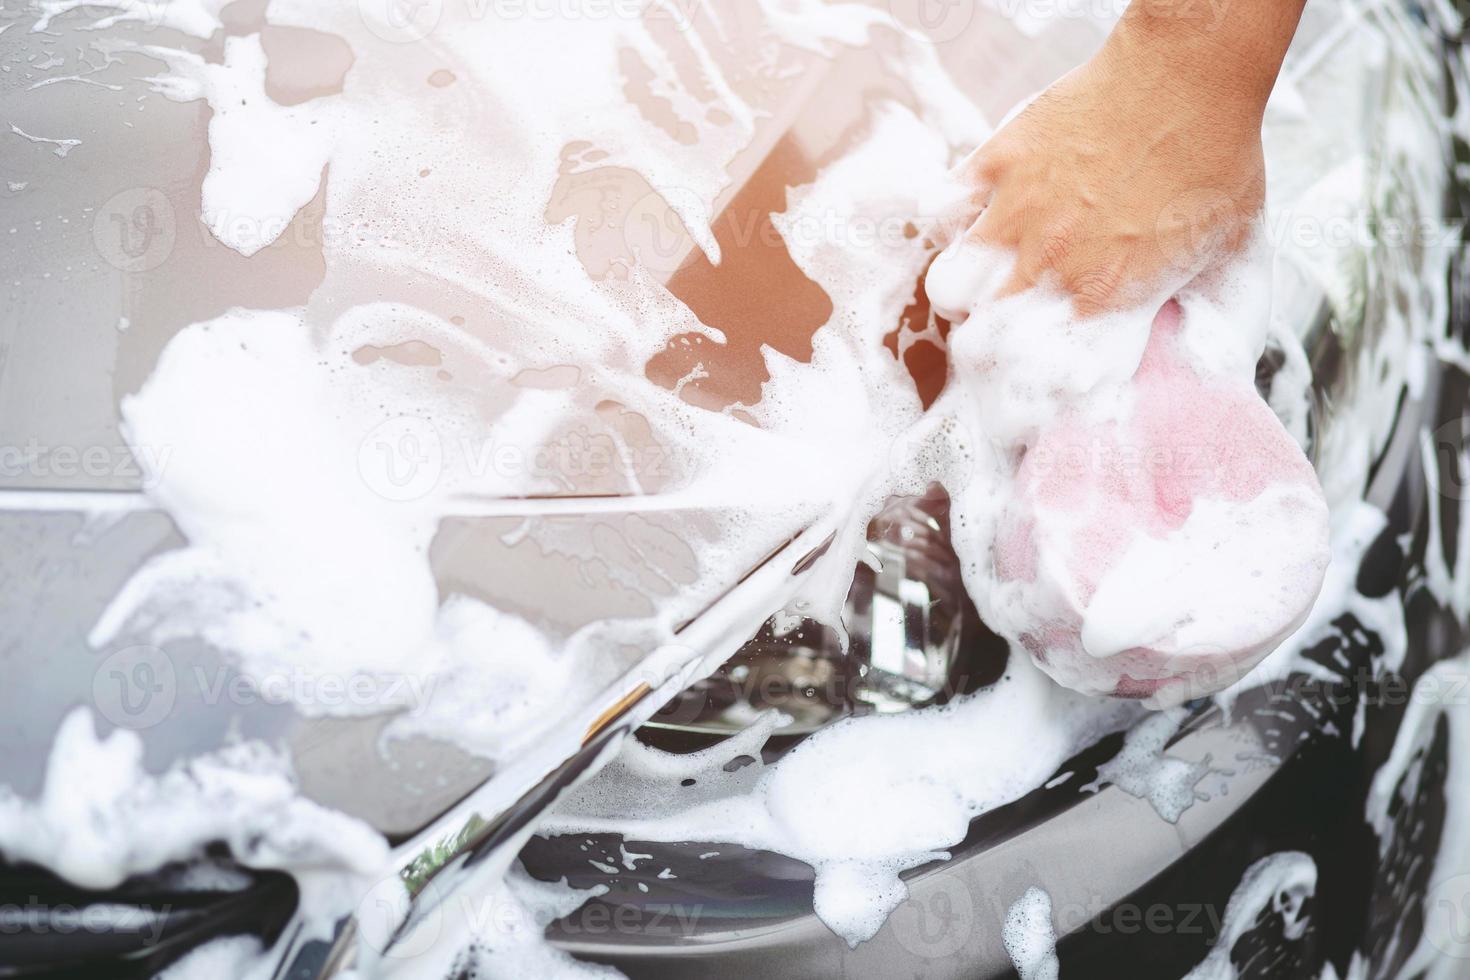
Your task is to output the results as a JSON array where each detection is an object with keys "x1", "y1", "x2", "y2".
[
  {"x1": 7, "y1": 122, "x2": 80, "y2": 157},
  {"x1": 1364, "y1": 652, "x2": 1470, "y2": 977},
  {"x1": 31, "y1": 0, "x2": 230, "y2": 38},
  {"x1": 1317, "y1": 952, "x2": 1370, "y2": 980},
  {"x1": 1218, "y1": 500, "x2": 1405, "y2": 717},
  {"x1": 362, "y1": 837, "x2": 620, "y2": 980},
  {"x1": 1082, "y1": 488, "x2": 1328, "y2": 664},
  {"x1": 1003, "y1": 886, "x2": 1059, "y2": 980},
  {"x1": 545, "y1": 657, "x2": 1136, "y2": 945},
  {"x1": 1181, "y1": 851, "x2": 1316, "y2": 980},
  {"x1": 750, "y1": 0, "x2": 888, "y2": 53},
  {"x1": 0, "y1": 707, "x2": 386, "y2": 949},
  {"x1": 411, "y1": 865, "x2": 623, "y2": 980},
  {"x1": 1419, "y1": 429, "x2": 1470, "y2": 621},
  {"x1": 1079, "y1": 708, "x2": 1215, "y2": 823},
  {"x1": 140, "y1": 36, "x2": 341, "y2": 256}
]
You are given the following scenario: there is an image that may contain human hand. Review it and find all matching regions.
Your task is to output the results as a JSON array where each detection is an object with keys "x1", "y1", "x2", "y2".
[{"x1": 937, "y1": 0, "x2": 1304, "y2": 317}]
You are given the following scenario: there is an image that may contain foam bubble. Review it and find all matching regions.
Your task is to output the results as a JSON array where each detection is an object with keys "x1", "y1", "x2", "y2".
[
  {"x1": 1181, "y1": 852, "x2": 1316, "y2": 980},
  {"x1": 1003, "y1": 886, "x2": 1059, "y2": 980}
]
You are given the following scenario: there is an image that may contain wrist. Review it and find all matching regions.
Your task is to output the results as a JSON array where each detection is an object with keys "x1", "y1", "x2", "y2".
[{"x1": 1098, "y1": 8, "x2": 1273, "y2": 136}]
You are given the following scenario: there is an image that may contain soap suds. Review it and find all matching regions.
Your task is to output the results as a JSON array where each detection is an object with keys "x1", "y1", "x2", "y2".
[
  {"x1": 4, "y1": 0, "x2": 1465, "y2": 977},
  {"x1": 137, "y1": 36, "x2": 340, "y2": 256},
  {"x1": 1003, "y1": 886, "x2": 1059, "y2": 980},
  {"x1": 436, "y1": 866, "x2": 623, "y2": 980},
  {"x1": 0, "y1": 707, "x2": 386, "y2": 961},
  {"x1": 1181, "y1": 851, "x2": 1316, "y2": 980},
  {"x1": 8, "y1": 122, "x2": 81, "y2": 157},
  {"x1": 545, "y1": 658, "x2": 1137, "y2": 945},
  {"x1": 1080, "y1": 708, "x2": 1217, "y2": 823},
  {"x1": 1364, "y1": 652, "x2": 1470, "y2": 976},
  {"x1": 1217, "y1": 500, "x2": 1406, "y2": 716},
  {"x1": 364, "y1": 841, "x2": 620, "y2": 980},
  {"x1": 1419, "y1": 428, "x2": 1470, "y2": 621},
  {"x1": 40, "y1": 0, "x2": 989, "y2": 972},
  {"x1": 0, "y1": 708, "x2": 386, "y2": 892},
  {"x1": 31, "y1": 0, "x2": 231, "y2": 38}
]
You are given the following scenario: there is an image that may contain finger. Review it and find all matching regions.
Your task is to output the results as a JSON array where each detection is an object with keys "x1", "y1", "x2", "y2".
[
  {"x1": 999, "y1": 215, "x2": 1092, "y2": 301},
  {"x1": 924, "y1": 202, "x2": 1018, "y2": 319},
  {"x1": 1062, "y1": 253, "x2": 1133, "y2": 319},
  {"x1": 964, "y1": 189, "x2": 1026, "y2": 250},
  {"x1": 948, "y1": 143, "x2": 999, "y2": 197},
  {"x1": 933, "y1": 149, "x2": 998, "y2": 246},
  {"x1": 955, "y1": 141, "x2": 1009, "y2": 211},
  {"x1": 967, "y1": 197, "x2": 1045, "y2": 300}
]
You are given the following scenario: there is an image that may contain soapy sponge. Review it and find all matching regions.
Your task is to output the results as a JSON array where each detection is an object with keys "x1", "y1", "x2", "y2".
[
  {"x1": 988, "y1": 299, "x2": 1330, "y2": 705},
  {"x1": 925, "y1": 232, "x2": 1333, "y2": 710}
]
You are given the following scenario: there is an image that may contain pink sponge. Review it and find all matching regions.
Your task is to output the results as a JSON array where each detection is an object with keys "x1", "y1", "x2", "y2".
[{"x1": 990, "y1": 300, "x2": 1330, "y2": 707}]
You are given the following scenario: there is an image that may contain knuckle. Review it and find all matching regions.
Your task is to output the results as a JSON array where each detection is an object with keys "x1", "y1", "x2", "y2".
[
  {"x1": 958, "y1": 147, "x2": 1003, "y2": 189},
  {"x1": 974, "y1": 153, "x2": 1004, "y2": 185},
  {"x1": 1037, "y1": 224, "x2": 1078, "y2": 269},
  {"x1": 1067, "y1": 265, "x2": 1124, "y2": 312},
  {"x1": 967, "y1": 208, "x2": 1016, "y2": 249}
]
